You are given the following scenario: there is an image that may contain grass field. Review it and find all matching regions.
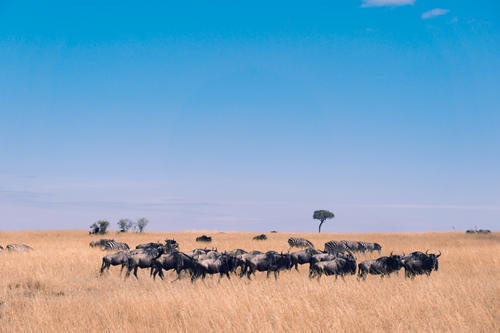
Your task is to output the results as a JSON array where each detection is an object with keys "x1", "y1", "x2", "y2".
[{"x1": 0, "y1": 230, "x2": 498, "y2": 332}]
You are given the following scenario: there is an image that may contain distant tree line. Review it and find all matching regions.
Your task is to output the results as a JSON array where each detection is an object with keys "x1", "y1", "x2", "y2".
[{"x1": 89, "y1": 218, "x2": 149, "y2": 235}]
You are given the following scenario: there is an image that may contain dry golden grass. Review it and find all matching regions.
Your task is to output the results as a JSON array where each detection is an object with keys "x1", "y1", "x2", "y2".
[{"x1": 0, "y1": 230, "x2": 499, "y2": 332}]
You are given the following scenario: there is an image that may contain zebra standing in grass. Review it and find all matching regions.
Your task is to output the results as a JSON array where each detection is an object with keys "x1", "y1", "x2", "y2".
[
  {"x1": 6, "y1": 244, "x2": 34, "y2": 252},
  {"x1": 324, "y1": 241, "x2": 349, "y2": 254},
  {"x1": 358, "y1": 241, "x2": 382, "y2": 253},
  {"x1": 287, "y1": 237, "x2": 314, "y2": 250},
  {"x1": 104, "y1": 240, "x2": 130, "y2": 251}
]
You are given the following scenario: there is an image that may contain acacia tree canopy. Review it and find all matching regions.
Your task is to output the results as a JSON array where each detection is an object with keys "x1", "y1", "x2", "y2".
[{"x1": 313, "y1": 210, "x2": 335, "y2": 233}]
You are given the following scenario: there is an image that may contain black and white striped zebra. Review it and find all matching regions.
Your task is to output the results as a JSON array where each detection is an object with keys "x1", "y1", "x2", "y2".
[
  {"x1": 324, "y1": 240, "x2": 349, "y2": 254},
  {"x1": 104, "y1": 240, "x2": 130, "y2": 251},
  {"x1": 288, "y1": 237, "x2": 314, "y2": 250},
  {"x1": 6, "y1": 244, "x2": 34, "y2": 252},
  {"x1": 358, "y1": 241, "x2": 382, "y2": 253}
]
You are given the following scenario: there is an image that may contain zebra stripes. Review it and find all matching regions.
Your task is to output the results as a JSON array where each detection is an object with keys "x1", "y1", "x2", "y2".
[
  {"x1": 324, "y1": 241, "x2": 348, "y2": 253},
  {"x1": 104, "y1": 240, "x2": 130, "y2": 251},
  {"x1": 6, "y1": 244, "x2": 34, "y2": 252},
  {"x1": 325, "y1": 240, "x2": 382, "y2": 254},
  {"x1": 288, "y1": 237, "x2": 314, "y2": 249}
]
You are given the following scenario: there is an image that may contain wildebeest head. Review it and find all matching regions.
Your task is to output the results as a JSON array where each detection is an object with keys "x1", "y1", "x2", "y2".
[
  {"x1": 428, "y1": 251, "x2": 441, "y2": 271},
  {"x1": 374, "y1": 243, "x2": 382, "y2": 252},
  {"x1": 387, "y1": 252, "x2": 404, "y2": 271}
]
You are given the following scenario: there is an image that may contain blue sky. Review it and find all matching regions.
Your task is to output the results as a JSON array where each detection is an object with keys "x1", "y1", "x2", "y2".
[{"x1": 1, "y1": 0, "x2": 499, "y2": 232}]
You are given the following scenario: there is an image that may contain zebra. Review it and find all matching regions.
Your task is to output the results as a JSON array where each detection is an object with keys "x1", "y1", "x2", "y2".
[
  {"x1": 288, "y1": 237, "x2": 314, "y2": 250},
  {"x1": 104, "y1": 240, "x2": 130, "y2": 251},
  {"x1": 6, "y1": 244, "x2": 34, "y2": 252},
  {"x1": 324, "y1": 240, "x2": 349, "y2": 254},
  {"x1": 358, "y1": 241, "x2": 382, "y2": 253}
]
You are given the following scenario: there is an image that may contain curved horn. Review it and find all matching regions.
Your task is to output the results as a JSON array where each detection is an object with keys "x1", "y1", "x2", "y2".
[
  {"x1": 437, "y1": 250, "x2": 441, "y2": 257},
  {"x1": 390, "y1": 251, "x2": 393, "y2": 256},
  {"x1": 426, "y1": 249, "x2": 429, "y2": 255}
]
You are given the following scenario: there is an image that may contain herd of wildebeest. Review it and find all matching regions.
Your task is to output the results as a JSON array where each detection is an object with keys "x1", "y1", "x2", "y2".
[
  {"x1": 85, "y1": 235, "x2": 443, "y2": 282},
  {"x1": 2, "y1": 228, "x2": 493, "y2": 282}
]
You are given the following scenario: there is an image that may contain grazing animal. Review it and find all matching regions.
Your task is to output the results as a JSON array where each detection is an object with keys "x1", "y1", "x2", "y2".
[
  {"x1": 153, "y1": 251, "x2": 201, "y2": 281},
  {"x1": 324, "y1": 241, "x2": 349, "y2": 254},
  {"x1": 126, "y1": 246, "x2": 165, "y2": 279},
  {"x1": 0, "y1": 245, "x2": 4, "y2": 253},
  {"x1": 290, "y1": 248, "x2": 323, "y2": 271},
  {"x1": 358, "y1": 253, "x2": 403, "y2": 280},
  {"x1": 197, "y1": 253, "x2": 236, "y2": 280},
  {"x1": 253, "y1": 234, "x2": 267, "y2": 240},
  {"x1": 341, "y1": 240, "x2": 365, "y2": 253},
  {"x1": 6, "y1": 244, "x2": 33, "y2": 252},
  {"x1": 89, "y1": 239, "x2": 113, "y2": 248},
  {"x1": 196, "y1": 235, "x2": 212, "y2": 242},
  {"x1": 100, "y1": 251, "x2": 129, "y2": 275},
  {"x1": 402, "y1": 250, "x2": 441, "y2": 278},
  {"x1": 270, "y1": 230, "x2": 278, "y2": 233},
  {"x1": 358, "y1": 241, "x2": 382, "y2": 254},
  {"x1": 241, "y1": 251, "x2": 292, "y2": 279},
  {"x1": 309, "y1": 256, "x2": 357, "y2": 280},
  {"x1": 477, "y1": 229, "x2": 491, "y2": 234},
  {"x1": 288, "y1": 237, "x2": 314, "y2": 250},
  {"x1": 104, "y1": 240, "x2": 130, "y2": 251},
  {"x1": 465, "y1": 229, "x2": 476, "y2": 234},
  {"x1": 165, "y1": 239, "x2": 179, "y2": 250}
]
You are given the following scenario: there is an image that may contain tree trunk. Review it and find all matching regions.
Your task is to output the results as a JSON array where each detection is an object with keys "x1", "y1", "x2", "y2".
[{"x1": 318, "y1": 220, "x2": 325, "y2": 233}]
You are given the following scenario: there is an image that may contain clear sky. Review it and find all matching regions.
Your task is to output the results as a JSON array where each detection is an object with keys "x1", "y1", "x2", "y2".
[{"x1": 1, "y1": 0, "x2": 499, "y2": 232}]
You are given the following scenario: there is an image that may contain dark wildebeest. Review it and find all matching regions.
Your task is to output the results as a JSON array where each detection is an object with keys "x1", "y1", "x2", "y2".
[
  {"x1": 165, "y1": 239, "x2": 179, "y2": 250},
  {"x1": 153, "y1": 251, "x2": 202, "y2": 282},
  {"x1": 465, "y1": 229, "x2": 476, "y2": 234},
  {"x1": 290, "y1": 248, "x2": 323, "y2": 271},
  {"x1": 136, "y1": 242, "x2": 163, "y2": 249},
  {"x1": 309, "y1": 255, "x2": 357, "y2": 280},
  {"x1": 241, "y1": 251, "x2": 292, "y2": 279},
  {"x1": 0, "y1": 245, "x2": 4, "y2": 253},
  {"x1": 477, "y1": 229, "x2": 491, "y2": 234},
  {"x1": 196, "y1": 253, "x2": 237, "y2": 281},
  {"x1": 6, "y1": 244, "x2": 33, "y2": 252},
  {"x1": 196, "y1": 235, "x2": 212, "y2": 242},
  {"x1": 125, "y1": 246, "x2": 165, "y2": 279},
  {"x1": 402, "y1": 250, "x2": 441, "y2": 278},
  {"x1": 253, "y1": 234, "x2": 267, "y2": 240},
  {"x1": 270, "y1": 230, "x2": 278, "y2": 233},
  {"x1": 358, "y1": 253, "x2": 404, "y2": 280},
  {"x1": 100, "y1": 251, "x2": 130, "y2": 275}
]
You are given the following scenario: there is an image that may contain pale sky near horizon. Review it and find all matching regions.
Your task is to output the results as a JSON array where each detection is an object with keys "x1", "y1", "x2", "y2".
[{"x1": 1, "y1": 1, "x2": 499, "y2": 232}]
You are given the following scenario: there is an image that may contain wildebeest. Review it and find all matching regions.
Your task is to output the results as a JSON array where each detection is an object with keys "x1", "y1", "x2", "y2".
[
  {"x1": 241, "y1": 251, "x2": 292, "y2": 279},
  {"x1": 196, "y1": 253, "x2": 236, "y2": 281},
  {"x1": 477, "y1": 229, "x2": 491, "y2": 234},
  {"x1": 358, "y1": 253, "x2": 404, "y2": 280},
  {"x1": 125, "y1": 246, "x2": 165, "y2": 279},
  {"x1": 165, "y1": 239, "x2": 179, "y2": 250},
  {"x1": 252, "y1": 234, "x2": 267, "y2": 240},
  {"x1": 288, "y1": 237, "x2": 314, "y2": 250},
  {"x1": 309, "y1": 255, "x2": 357, "y2": 280},
  {"x1": 465, "y1": 229, "x2": 476, "y2": 234},
  {"x1": 6, "y1": 244, "x2": 34, "y2": 252},
  {"x1": 196, "y1": 235, "x2": 212, "y2": 242},
  {"x1": 0, "y1": 245, "x2": 4, "y2": 253},
  {"x1": 402, "y1": 250, "x2": 441, "y2": 278},
  {"x1": 270, "y1": 230, "x2": 278, "y2": 233},
  {"x1": 153, "y1": 251, "x2": 202, "y2": 281},
  {"x1": 100, "y1": 251, "x2": 130, "y2": 275},
  {"x1": 290, "y1": 248, "x2": 323, "y2": 271}
]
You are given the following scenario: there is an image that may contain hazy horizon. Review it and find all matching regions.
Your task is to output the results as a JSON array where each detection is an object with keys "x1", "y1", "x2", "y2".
[{"x1": 1, "y1": 1, "x2": 499, "y2": 232}]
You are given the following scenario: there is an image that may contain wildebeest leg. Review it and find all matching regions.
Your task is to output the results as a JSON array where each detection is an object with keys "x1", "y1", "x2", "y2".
[
  {"x1": 100, "y1": 260, "x2": 108, "y2": 275},
  {"x1": 266, "y1": 270, "x2": 271, "y2": 279},
  {"x1": 274, "y1": 270, "x2": 279, "y2": 280},
  {"x1": 133, "y1": 266, "x2": 139, "y2": 279}
]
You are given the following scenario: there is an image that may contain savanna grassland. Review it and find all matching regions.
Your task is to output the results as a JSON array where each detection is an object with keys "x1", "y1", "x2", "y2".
[{"x1": 0, "y1": 230, "x2": 498, "y2": 332}]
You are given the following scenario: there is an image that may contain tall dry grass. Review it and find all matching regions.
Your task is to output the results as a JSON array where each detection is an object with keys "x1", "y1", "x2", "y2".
[{"x1": 0, "y1": 231, "x2": 498, "y2": 332}]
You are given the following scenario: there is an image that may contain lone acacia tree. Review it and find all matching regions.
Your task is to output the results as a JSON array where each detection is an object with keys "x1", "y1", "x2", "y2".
[{"x1": 313, "y1": 210, "x2": 335, "y2": 233}]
